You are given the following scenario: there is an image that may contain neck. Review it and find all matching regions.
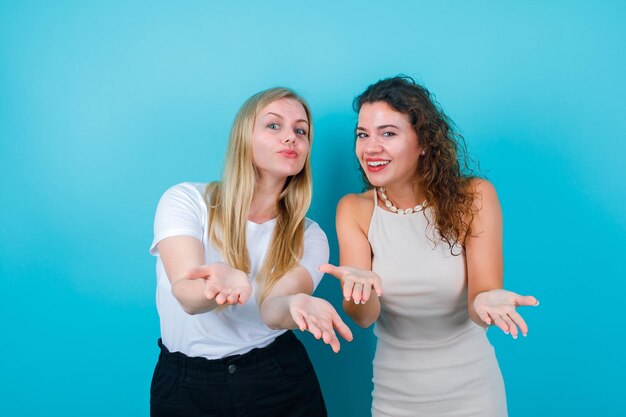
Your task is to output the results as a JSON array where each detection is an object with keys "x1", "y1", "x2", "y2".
[
  {"x1": 249, "y1": 175, "x2": 286, "y2": 223},
  {"x1": 380, "y1": 182, "x2": 423, "y2": 208}
]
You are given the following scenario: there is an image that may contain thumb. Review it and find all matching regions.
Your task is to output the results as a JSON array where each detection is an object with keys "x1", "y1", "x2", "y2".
[
  {"x1": 184, "y1": 265, "x2": 212, "y2": 280},
  {"x1": 318, "y1": 263, "x2": 343, "y2": 279},
  {"x1": 515, "y1": 295, "x2": 539, "y2": 307}
]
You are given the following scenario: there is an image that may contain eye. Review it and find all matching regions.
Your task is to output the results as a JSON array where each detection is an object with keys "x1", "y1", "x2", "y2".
[
  {"x1": 382, "y1": 131, "x2": 396, "y2": 137},
  {"x1": 267, "y1": 123, "x2": 280, "y2": 130},
  {"x1": 356, "y1": 132, "x2": 368, "y2": 139},
  {"x1": 295, "y1": 128, "x2": 307, "y2": 136}
]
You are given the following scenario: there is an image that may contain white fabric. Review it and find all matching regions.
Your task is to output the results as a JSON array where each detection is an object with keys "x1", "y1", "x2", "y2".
[{"x1": 149, "y1": 182, "x2": 329, "y2": 359}]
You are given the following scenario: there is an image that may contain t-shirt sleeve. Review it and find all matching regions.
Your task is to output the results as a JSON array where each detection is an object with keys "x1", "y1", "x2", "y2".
[
  {"x1": 299, "y1": 220, "x2": 330, "y2": 290},
  {"x1": 149, "y1": 183, "x2": 206, "y2": 256}
]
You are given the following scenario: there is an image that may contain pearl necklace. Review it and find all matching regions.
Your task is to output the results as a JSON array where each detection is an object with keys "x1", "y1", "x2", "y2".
[{"x1": 377, "y1": 187, "x2": 424, "y2": 215}]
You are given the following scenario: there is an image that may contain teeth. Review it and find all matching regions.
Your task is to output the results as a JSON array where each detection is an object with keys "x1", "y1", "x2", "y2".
[{"x1": 367, "y1": 160, "x2": 390, "y2": 167}]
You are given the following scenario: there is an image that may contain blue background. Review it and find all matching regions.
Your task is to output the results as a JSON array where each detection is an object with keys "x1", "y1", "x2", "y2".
[{"x1": 1, "y1": 1, "x2": 624, "y2": 416}]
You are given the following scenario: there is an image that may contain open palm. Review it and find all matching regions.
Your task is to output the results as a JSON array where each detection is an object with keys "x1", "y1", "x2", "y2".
[
  {"x1": 185, "y1": 262, "x2": 252, "y2": 305},
  {"x1": 473, "y1": 289, "x2": 539, "y2": 339}
]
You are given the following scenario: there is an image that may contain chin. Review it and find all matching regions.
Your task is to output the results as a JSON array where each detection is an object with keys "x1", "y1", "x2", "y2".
[
  {"x1": 364, "y1": 173, "x2": 388, "y2": 188},
  {"x1": 366, "y1": 179, "x2": 384, "y2": 188},
  {"x1": 282, "y1": 168, "x2": 305, "y2": 178}
]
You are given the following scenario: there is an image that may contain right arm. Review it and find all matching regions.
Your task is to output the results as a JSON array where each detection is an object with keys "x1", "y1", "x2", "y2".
[
  {"x1": 152, "y1": 184, "x2": 251, "y2": 315},
  {"x1": 322, "y1": 194, "x2": 381, "y2": 328},
  {"x1": 158, "y1": 237, "x2": 252, "y2": 315},
  {"x1": 157, "y1": 236, "x2": 219, "y2": 315}
]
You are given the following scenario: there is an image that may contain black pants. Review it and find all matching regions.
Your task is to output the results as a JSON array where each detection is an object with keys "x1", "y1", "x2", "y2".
[{"x1": 150, "y1": 331, "x2": 327, "y2": 417}]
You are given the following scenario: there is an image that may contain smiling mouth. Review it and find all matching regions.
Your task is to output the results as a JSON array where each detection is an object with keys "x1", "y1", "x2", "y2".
[{"x1": 365, "y1": 160, "x2": 390, "y2": 172}]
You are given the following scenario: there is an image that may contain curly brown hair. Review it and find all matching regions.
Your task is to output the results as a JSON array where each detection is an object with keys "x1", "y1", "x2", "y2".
[{"x1": 354, "y1": 76, "x2": 479, "y2": 252}]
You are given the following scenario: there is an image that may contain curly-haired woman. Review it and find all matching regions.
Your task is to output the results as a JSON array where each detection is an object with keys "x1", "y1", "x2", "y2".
[{"x1": 321, "y1": 76, "x2": 539, "y2": 417}]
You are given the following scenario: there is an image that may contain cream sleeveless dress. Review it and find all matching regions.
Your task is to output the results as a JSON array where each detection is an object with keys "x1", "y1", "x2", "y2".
[{"x1": 369, "y1": 192, "x2": 507, "y2": 417}]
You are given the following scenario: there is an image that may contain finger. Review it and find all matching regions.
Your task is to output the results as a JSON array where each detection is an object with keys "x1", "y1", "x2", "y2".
[
  {"x1": 352, "y1": 282, "x2": 364, "y2": 304},
  {"x1": 321, "y1": 327, "x2": 333, "y2": 345},
  {"x1": 490, "y1": 313, "x2": 510, "y2": 334},
  {"x1": 219, "y1": 288, "x2": 235, "y2": 304},
  {"x1": 304, "y1": 316, "x2": 323, "y2": 340},
  {"x1": 343, "y1": 280, "x2": 355, "y2": 301},
  {"x1": 508, "y1": 311, "x2": 529, "y2": 336},
  {"x1": 361, "y1": 282, "x2": 372, "y2": 304},
  {"x1": 216, "y1": 287, "x2": 233, "y2": 304},
  {"x1": 237, "y1": 287, "x2": 252, "y2": 304},
  {"x1": 204, "y1": 283, "x2": 219, "y2": 300},
  {"x1": 515, "y1": 295, "x2": 540, "y2": 307},
  {"x1": 316, "y1": 318, "x2": 340, "y2": 351},
  {"x1": 184, "y1": 265, "x2": 212, "y2": 280},
  {"x1": 292, "y1": 311, "x2": 307, "y2": 332},
  {"x1": 332, "y1": 310, "x2": 354, "y2": 342},
  {"x1": 372, "y1": 279, "x2": 383, "y2": 297},
  {"x1": 503, "y1": 315, "x2": 518, "y2": 339},
  {"x1": 318, "y1": 263, "x2": 344, "y2": 279},
  {"x1": 478, "y1": 310, "x2": 492, "y2": 325},
  {"x1": 329, "y1": 336, "x2": 340, "y2": 353},
  {"x1": 215, "y1": 291, "x2": 228, "y2": 305},
  {"x1": 325, "y1": 329, "x2": 341, "y2": 353},
  {"x1": 226, "y1": 289, "x2": 237, "y2": 305}
]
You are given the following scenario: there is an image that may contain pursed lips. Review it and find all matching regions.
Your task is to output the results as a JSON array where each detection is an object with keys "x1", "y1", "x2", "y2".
[{"x1": 278, "y1": 149, "x2": 299, "y2": 159}]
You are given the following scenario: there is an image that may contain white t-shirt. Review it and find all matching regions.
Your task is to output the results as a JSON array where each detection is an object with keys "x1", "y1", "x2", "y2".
[{"x1": 149, "y1": 182, "x2": 329, "y2": 359}]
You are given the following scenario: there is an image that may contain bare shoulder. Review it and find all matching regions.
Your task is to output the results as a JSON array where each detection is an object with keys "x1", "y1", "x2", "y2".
[
  {"x1": 338, "y1": 190, "x2": 375, "y2": 211},
  {"x1": 463, "y1": 178, "x2": 503, "y2": 245},
  {"x1": 468, "y1": 178, "x2": 497, "y2": 195},
  {"x1": 464, "y1": 179, "x2": 502, "y2": 238},
  {"x1": 337, "y1": 190, "x2": 376, "y2": 232},
  {"x1": 467, "y1": 178, "x2": 499, "y2": 210}
]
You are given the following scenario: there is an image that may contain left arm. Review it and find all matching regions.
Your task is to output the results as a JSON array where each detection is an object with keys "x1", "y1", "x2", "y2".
[
  {"x1": 259, "y1": 265, "x2": 313, "y2": 329},
  {"x1": 259, "y1": 266, "x2": 353, "y2": 353},
  {"x1": 465, "y1": 179, "x2": 539, "y2": 338},
  {"x1": 465, "y1": 179, "x2": 504, "y2": 324}
]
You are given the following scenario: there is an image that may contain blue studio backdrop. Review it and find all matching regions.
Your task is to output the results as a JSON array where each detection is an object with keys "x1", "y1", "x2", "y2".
[{"x1": 1, "y1": 1, "x2": 624, "y2": 416}]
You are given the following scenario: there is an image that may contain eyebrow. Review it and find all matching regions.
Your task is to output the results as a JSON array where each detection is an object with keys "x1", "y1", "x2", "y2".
[
  {"x1": 377, "y1": 124, "x2": 399, "y2": 130},
  {"x1": 264, "y1": 112, "x2": 309, "y2": 125},
  {"x1": 355, "y1": 124, "x2": 400, "y2": 131}
]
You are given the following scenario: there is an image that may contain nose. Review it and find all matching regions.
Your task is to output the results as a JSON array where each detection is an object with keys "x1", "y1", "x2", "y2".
[
  {"x1": 282, "y1": 133, "x2": 295, "y2": 144},
  {"x1": 363, "y1": 137, "x2": 383, "y2": 154}
]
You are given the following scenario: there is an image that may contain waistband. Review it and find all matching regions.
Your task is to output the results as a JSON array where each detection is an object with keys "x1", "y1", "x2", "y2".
[{"x1": 157, "y1": 331, "x2": 299, "y2": 373}]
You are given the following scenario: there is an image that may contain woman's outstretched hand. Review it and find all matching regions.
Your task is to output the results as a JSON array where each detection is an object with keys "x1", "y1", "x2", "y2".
[
  {"x1": 289, "y1": 294, "x2": 353, "y2": 353},
  {"x1": 473, "y1": 289, "x2": 539, "y2": 339},
  {"x1": 319, "y1": 263, "x2": 382, "y2": 304},
  {"x1": 184, "y1": 262, "x2": 252, "y2": 305}
]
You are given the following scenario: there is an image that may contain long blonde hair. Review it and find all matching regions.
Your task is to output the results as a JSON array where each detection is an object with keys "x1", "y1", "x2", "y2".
[{"x1": 205, "y1": 88, "x2": 313, "y2": 304}]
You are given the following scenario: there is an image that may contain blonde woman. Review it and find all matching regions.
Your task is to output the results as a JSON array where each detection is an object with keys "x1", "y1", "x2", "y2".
[
  {"x1": 321, "y1": 76, "x2": 539, "y2": 416},
  {"x1": 149, "y1": 87, "x2": 351, "y2": 417}
]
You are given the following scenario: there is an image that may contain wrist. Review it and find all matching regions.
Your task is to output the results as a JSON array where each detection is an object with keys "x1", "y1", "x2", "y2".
[{"x1": 289, "y1": 293, "x2": 309, "y2": 307}]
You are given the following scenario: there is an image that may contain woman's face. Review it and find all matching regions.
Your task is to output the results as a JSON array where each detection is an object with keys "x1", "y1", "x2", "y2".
[
  {"x1": 251, "y1": 98, "x2": 310, "y2": 181},
  {"x1": 356, "y1": 101, "x2": 423, "y2": 188}
]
